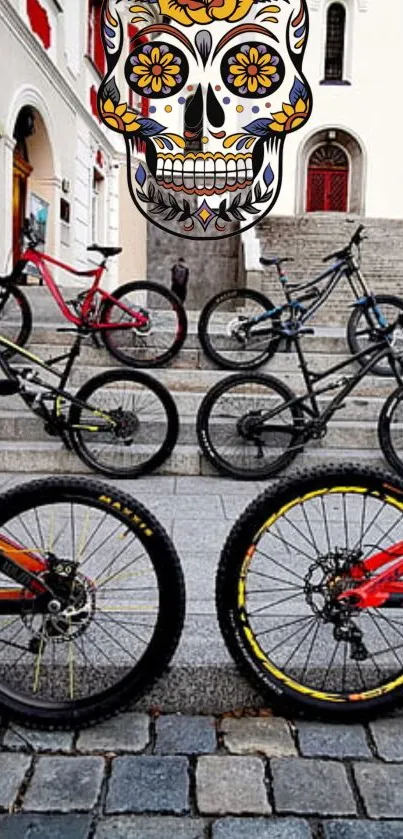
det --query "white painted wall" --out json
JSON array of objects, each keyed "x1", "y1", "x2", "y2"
[
  {"x1": 0, "y1": 0, "x2": 146, "y2": 282},
  {"x1": 274, "y1": 0, "x2": 402, "y2": 219}
]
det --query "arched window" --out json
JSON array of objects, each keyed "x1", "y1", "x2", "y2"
[
  {"x1": 306, "y1": 144, "x2": 349, "y2": 212},
  {"x1": 324, "y1": 3, "x2": 346, "y2": 81}
]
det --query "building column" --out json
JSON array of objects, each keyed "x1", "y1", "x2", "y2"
[{"x1": 0, "y1": 134, "x2": 16, "y2": 274}]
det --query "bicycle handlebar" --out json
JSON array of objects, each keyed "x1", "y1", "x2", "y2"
[{"x1": 322, "y1": 225, "x2": 367, "y2": 263}]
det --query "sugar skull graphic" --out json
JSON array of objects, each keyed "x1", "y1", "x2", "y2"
[{"x1": 98, "y1": 0, "x2": 312, "y2": 239}]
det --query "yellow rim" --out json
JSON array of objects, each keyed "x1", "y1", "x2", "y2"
[{"x1": 237, "y1": 484, "x2": 403, "y2": 704}]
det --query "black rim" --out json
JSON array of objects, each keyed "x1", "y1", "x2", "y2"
[{"x1": 0, "y1": 484, "x2": 168, "y2": 713}]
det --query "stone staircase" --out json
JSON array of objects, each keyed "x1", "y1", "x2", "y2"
[
  {"x1": 255, "y1": 214, "x2": 403, "y2": 325},
  {"x1": 0, "y1": 284, "x2": 399, "y2": 477}
]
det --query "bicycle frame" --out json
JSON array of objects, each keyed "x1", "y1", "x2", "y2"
[
  {"x1": 257, "y1": 334, "x2": 403, "y2": 441},
  {"x1": 253, "y1": 253, "x2": 372, "y2": 330},
  {"x1": 14, "y1": 248, "x2": 147, "y2": 331},
  {"x1": 0, "y1": 332, "x2": 117, "y2": 438}
]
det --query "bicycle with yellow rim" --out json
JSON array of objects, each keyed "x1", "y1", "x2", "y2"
[{"x1": 217, "y1": 464, "x2": 403, "y2": 717}]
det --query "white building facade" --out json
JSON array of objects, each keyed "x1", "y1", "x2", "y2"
[
  {"x1": 0, "y1": 0, "x2": 147, "y2": 286},
  {"x1": 274, "y1": 0, "x2": 401, "y2": 220}
]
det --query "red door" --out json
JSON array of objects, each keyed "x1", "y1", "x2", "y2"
[
  {"x1": 307, "y1": 168, "x2": 348, "y2": 212},
  {"x1": 306, "y1": 144, "x2": 349, "y2": 212}
]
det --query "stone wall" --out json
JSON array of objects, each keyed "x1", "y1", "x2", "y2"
[{"x1": 146, "y1": 222, "x2": 240, "y2": 309}]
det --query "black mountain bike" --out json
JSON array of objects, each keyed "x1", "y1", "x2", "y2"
[
  {"x1": 0, "y1": 329, "x2": 179, "y2": 478},
  {"x1": 196, "y1": 315, "x2": 403, "y2": 480},
  {"x1": 198, "y1": 225, "x2": 403, "y2": 376},
  {"x1": 0, "y1": 474, "x2": 185, "y2": 728},
  {"x1": 217, "y1": 463, "x2": 403, "y2": 718}
]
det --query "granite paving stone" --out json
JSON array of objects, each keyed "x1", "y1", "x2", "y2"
[
  {"x1": 22, "y1": 756, "x2": 104, "y2": 812},
  {"x1": 323, "y1": 821, "x2": 403, "y2": 839},
  {"x1": 196, "y1": 756, "x2": 271, "y2": 815},
  {"x1": 95, "y1": 816, "x2": 206, "y2": 838},
  {"x1": 369, "y1": 718, "x2": 403, "y2": 762},
  {"x1": 155, "y1": 714, "x2": 216, "y2": 754},
  {"x1": 150, "y1": 494, "x2": 224, "y2": 521},
  {"x1": 76, "y1": 713, "x2": 149, "y2": 753},
  {"x1": 297, "y1": 722, "x2": 371, "y2": 759},
  {"x1": 0, "y1": 814, "x2": 92, "y2": 839},
  {"x1": 220, "y1": 717, "x2": 296, "y2": 758},
  {"x1": 354, "y1": 763, "x2": 403, "y2": 819},
  {"x1": 176, "y1": 477, "x2": 261, "y2": 495},
  {"x1": 106, "y1": 756, "x2": 189, "y2": 814},
  {"x1": 271, "y1": 758, "x2": 356, "y2": 816},
  {"x1": 173, "y1": 519, "x2": 231, "y2": 557},
  {"x1": 212, "y1": 817, "x2": 312, "y2": 838},
  {"x1": 3, "y1": 726, "x2": 74, "y2": 753},
  {"x1": 0, "y1": 754, "x2": 31, "y2": 810}
]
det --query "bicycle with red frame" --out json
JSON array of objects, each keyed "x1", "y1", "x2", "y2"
[
  {"x1": 218, "y1": 463, "x2": 403, "y2": 717},
  {"x1": 0, "y1": 220, "x2": 187, "y2": 367}
]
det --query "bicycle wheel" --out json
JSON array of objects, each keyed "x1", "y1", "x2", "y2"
[
  {"x1": 347, "y1": 294, "x2": 403, "y2": 376},
  {"x1": 100, "y1": 281, "x2": 187, "y2": 368},
  {"x1": 69, "y1": 369, "x2": 179, "y2": 478},
  {"x1": 0, "y1": 281, "x2": 32, "y2": 357},
  {"x1": 217, "y1": 464, "x2": 403, "y2": 717},
  {"x1": 0, "y1": 476, "x2": 185, "y2": 728},
  {"x1": 198, "y1": 289, "x2": 281, "y2": 370},
  {"x1": 378, "y1": 385, "x2": 403, "y2": 477},
  {"x1": 196, "y1": 372, "x2": 303, "y2": 480}
]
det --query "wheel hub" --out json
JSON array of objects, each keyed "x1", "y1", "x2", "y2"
[
  {"x1": 23, "y1": 571, "x2": 96, "y2": 646},
  {"x1": 132, "y1": 307, "x2": 152, "y2": 335},
  {"x1": 303, "y1": 549, "x2": 369, "y2": 661},
  {"x1": 236, "y1": 411, "x2": 264, "y2": 439},
  {"x1": 110, "y1": 408, "x2": 139, "y2": 440},
  {"x1": 227, "y1": 316, "x2": 249, "y2": 344}
]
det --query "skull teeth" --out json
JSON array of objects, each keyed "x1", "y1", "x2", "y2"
[{"x1": 155, "y1": 154, "x2": 253, "y2": 192}]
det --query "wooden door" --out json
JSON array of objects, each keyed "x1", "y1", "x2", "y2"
[
  {"x1": 12, "y1": 151, "x2": 32, "y2": 267},
  {"x1": 306, "y1": 144, "x2": 348, "y2": 212}
]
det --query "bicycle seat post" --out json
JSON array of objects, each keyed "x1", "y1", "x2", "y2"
[{"x1": 277, "y1": 262, "x2": 292, "y2": 303}]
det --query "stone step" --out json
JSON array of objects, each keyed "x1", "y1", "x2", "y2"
[
  {"x1": 0, "y1": 404, "x2": 389, "y2": 450},
  {"x1": 4, "y1": 359, "x2": 399, "y2": 399},
  {"x1": 0, "y1": 439, "x2": 388, "y2": 477}
]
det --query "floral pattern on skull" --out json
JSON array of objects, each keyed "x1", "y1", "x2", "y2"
[{"x1": 98, "y1": 0, "x2": 312, "y2": 239}]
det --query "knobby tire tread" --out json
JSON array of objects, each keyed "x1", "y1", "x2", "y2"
[
  {"x1": 216, "y1": 462, "x2": 403, "y2": 719},
  {"x1": 0, "y1": 476, "x2": 185, "y2": 729},
  {"x1": 198, "y1": 288, "x2": 281, "y2": 370},
  {"x1": 100, "y1": 280, "x2": 187, "y2": 368}
]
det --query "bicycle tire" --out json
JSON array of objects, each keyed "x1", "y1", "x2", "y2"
[
  {"x1": 196, "y1": 372, "x2": 303, "y2": 480},
  {"x1": 100, "y1": 281, "x2": 187, "y2": 368},
  {"x1": 0, "y1": 476, "x2": 185, "y2": 729},
  {"x1": 217, "y1": 463, "x2": 403, "y2": 718},
  {"x1": 378, "y1": 385, "x2": 403, "y2": 477},
  {"x1": 0, "y1": 281, "x2": 32, "y2": 357},
  {"x1": 69, "y1": 369, "x2": 179, "y2": 478},
  {"x1": 347, "y1": 294, "x2": 403, "y2": 377},
  {"x1": 198, "y1": 288, "x2": 281, "y2": 370}
]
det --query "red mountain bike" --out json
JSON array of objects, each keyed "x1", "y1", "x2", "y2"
[
  {"x1": 218, "y1": 464, "x2": 403, "y2": 717},
  {"x1": 0, "y1": 220, "x2": 187, "y2": 367}
]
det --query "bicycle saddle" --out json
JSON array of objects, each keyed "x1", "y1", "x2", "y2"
[
  {"x1": 260, "y1": 256, "x2": 294, "y2": 266},
  {"x1": 87, "y1": 244, "x2": 122, "y2": 257}
]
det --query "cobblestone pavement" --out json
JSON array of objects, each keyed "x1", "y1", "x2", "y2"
[{"x1": 2, "y1": 711, "x2": 403, "y2": 837}]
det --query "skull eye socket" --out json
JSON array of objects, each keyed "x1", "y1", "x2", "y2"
[
  {"x1": 125, "y1": 41, "x2": 188, "y2": 99},
  {"x1": 221, "y1": 43, "x2": 285, "y2": 98}
]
